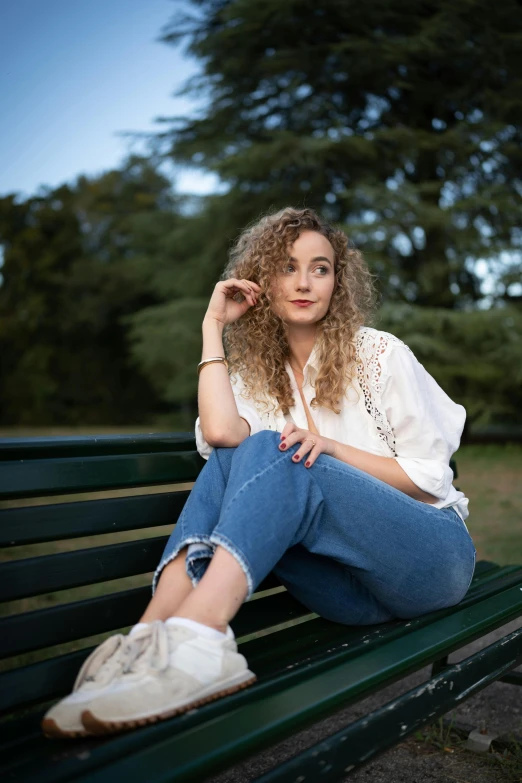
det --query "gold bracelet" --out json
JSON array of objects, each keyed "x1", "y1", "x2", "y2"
[{"x1": 197, "y1": 357, "x2": 229, "y2": 375}]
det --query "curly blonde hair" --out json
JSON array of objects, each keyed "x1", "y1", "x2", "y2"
[{"x1": 222, "y1": 207, "x2": 380, "y2": 416}]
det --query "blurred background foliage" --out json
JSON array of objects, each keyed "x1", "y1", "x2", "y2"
[{"x1": 1, "y1": 0, "x2": 521, "y2": 432}]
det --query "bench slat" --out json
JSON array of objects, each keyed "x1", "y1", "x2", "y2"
[
  {"x1": 0, "y1": 587, "x2": 309, "y2": 661},
  {"x1": 0, "y1": 451, "x2": 202, "y2": 500},
  {"x1": 0, "y1": 433, "x2": 196, "y2": 460},
  {"x1": 0, "y1": 538, "x2": 283, "y2": 603},
  {"x1": 0, "y1": 492, "x2": 189, "y2": 547},
  {"x1": 0, "y1": 449, "x2": 457, "y2": 500},
  {"x1": 0, "y1": 587, "x2": 150, "y2": 660},
  {"x1": 0, "y1": 537, "x2": 169, "y2": 602}
]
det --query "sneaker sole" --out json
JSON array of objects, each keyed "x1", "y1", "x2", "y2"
[
  {"x1": 41, "y1": 717, "x2": 92, "y2": 739},
  {"x1": 81, "y1": 671, "x2": 257, "y2": 735}
]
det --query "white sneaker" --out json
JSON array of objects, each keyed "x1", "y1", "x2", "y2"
[
  {"x1": 81, "y1": 619, "x2": 257, "y2": 735},
  {"x1": 41, "y1": 625, "x2": 154, "y2": 738}
]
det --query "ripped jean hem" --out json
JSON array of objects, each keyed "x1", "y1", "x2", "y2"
[
  {"x1": 208, "y1": 531, "x2": 255, "y2": 599},
  {"x1": 152, "y1": 533, "x2": 255, "y2": 600},
  {"x1": 152, "y1": 535, "x2": 216, "y2": 594}
]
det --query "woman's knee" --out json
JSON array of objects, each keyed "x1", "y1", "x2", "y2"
[
  {"x1": 207, "y1": 443, "x2": 235, "y2": 472},
  {"x1": 236, "y1": 429, "x2": 280, "y2": 452}
]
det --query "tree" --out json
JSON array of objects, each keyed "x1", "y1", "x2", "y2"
[
  {"x1": 153, "y1": 0, "x2": 522, "y2": 309},
  {"x1": 0, "y1": 156, "x2": 177, "y2": 426},
  {"x1": 0, "y1": 185, "x2": 83, "y2": 423}
]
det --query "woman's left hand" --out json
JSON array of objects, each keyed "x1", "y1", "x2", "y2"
[{"x1": 278, "y1": 423, "x2": 337, "y2": 468}]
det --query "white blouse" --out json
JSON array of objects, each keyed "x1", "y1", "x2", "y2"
[{"x1": 195, "y1": 326, "x2": 470, "y2": 527}]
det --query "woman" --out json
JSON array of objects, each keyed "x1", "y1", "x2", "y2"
[{"x1": 42, "y1": 207, "x2": 475, "y2": 739}]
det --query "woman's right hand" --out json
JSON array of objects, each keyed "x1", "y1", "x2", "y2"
[{"x1": 204, "y1": 278, "x2": 262, "y2": 326}]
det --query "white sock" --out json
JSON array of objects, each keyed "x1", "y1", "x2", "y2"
[
  {"x1": 166, "y1": 616, "x2": 228, "y2": 640},
  {"x1": 129, "y1": 622, "x2": 149, "y2": 636}
]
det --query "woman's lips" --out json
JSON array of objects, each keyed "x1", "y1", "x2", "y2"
[{"x1": 291, "y1": 301, "x2": 315, "y2": 307}]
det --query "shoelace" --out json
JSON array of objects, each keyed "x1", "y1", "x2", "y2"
[
  {"x1": 73, "y1": 624, "x2": 158, "y2": 691},
  {"x1": 122, "y1": 620, "x2": 169, "y2": 676},
  {"x1": 73, "y1": 633, "x2": 125, "y2": 691}
]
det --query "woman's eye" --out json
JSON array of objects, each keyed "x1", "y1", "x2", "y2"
[
  {"x1": 316, "y1": 266, "x2": 328, "y2": 275},
  {"x1": 283, "y1": 264, "x2": 295, "y2": 273}
]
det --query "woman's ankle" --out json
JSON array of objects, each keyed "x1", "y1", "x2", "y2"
[
  {"x1": 170, "y1": 611, "x2": 228, "y2": 635},
  {"x1": 166, "y1": 616, "x2": 228, "y2": 638},
  {"x1": 140, "y1": 548, "x2": 193, "y2": 622}
]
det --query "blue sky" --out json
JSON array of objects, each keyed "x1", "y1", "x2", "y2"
[{"x1": 0, "y1": 0, "x2": 219, "y2": 199}]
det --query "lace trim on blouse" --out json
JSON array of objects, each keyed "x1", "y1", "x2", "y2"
[
  {"x1": 355, "y1": 327, "x2": 412, "y2": 457},
  {"x1": 237, "y1": 327, "x2": 413, "y2": 451}
]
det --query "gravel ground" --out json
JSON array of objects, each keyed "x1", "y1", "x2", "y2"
[{"x1": 207, "y1": 617, "x2": 522, "y2": 783}]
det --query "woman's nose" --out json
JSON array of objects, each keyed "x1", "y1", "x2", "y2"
[{"x1": 296, "y1": 274, "x2": 311, "y2": 290}]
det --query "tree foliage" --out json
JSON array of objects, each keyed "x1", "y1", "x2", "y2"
[
  {"x1": 155, "y1": 0, "x2": 522, "y2": 308},
  {"x1": 1, "y1": 1, "x2": 521, "y2": 429},
  {"x1": 0, "y1": 156, "x2": 176, "y2": 425}
]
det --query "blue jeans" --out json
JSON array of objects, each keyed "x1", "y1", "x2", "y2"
[{"x1": 153, "y1": 431, "x2": 476, "y2": 625}]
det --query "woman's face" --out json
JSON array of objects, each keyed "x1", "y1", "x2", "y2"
[{"x1": 270, "y1": 230, "x2": 336, "y2": 326}]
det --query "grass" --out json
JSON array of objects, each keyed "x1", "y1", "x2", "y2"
[
  {"x1": 413, "y1": 717, "x2": 522, "y2": 782},
  {"x1": 454, "y1": 443, "x2": 522, "y2": 565}
]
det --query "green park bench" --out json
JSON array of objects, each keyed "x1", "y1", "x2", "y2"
[{"x1": 1, "y1": 433, "x2": 521, "y2": 782}]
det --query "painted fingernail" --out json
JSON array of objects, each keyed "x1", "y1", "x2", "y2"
[
  {"x1": 280, "y1": 435, "x2": 286, "y2": 440},
  {"x1": 280, "y1": 443, "x2": 286, "y2": 449},
  {"x1": 305, "y1": 461, "x2": 311, "y2": 467},
  {"x1": 293, "y1": 455, "x2": 300, "y2": 461}
]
